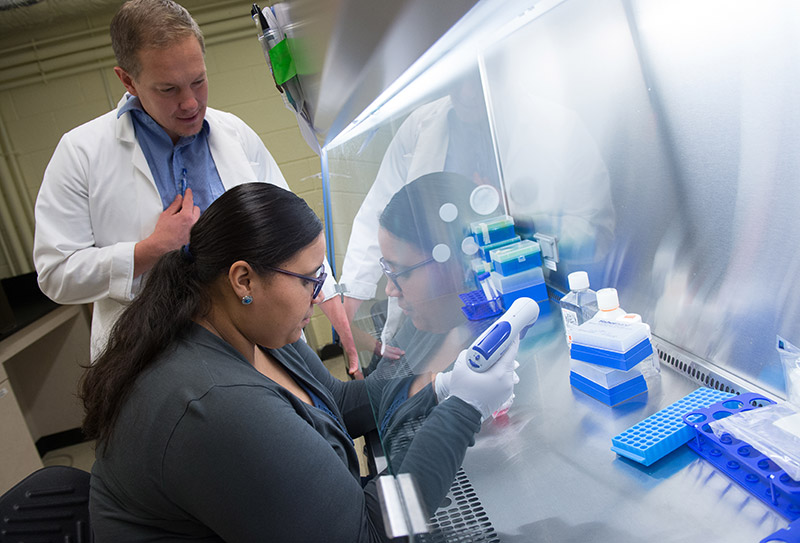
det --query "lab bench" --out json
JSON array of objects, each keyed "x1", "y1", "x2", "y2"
[
  {"x1": 457, "y1": 302, "x2": 787, "y2": 542},
  {"x1": 0, "y1": 274, "x2": 90, "y2": 494}
]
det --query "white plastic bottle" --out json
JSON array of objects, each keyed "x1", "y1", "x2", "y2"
[
  {"x1": 589, "y1": 288, "x2": 627, "y2": 324},
  {"x1": 560, "y1": 271, "x2": 599, "y2": 344},
  {"x1": 618, "y1": 313, "x2": 661, "y2": 377}
]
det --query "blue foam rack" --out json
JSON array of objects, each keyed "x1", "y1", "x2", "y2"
[
  {"x1": 610, "y1": 387, "x2": 734, "y2": 466},
  {"x1": 682, "y1": 392, "x2": 800, "y2": 522}
]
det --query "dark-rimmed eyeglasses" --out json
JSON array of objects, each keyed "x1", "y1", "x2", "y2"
[
  {"x1": 266, "y1": 266, "x2": 327, "y2": 299},
  {"x1": 379, "y1": 257, "x2": 434, "y2": 292}
]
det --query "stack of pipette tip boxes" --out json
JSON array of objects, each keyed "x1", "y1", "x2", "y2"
[
  {"x1": 568, "y1": 289, "x2": 653, "y2": 406},
  {"x1": 461, "y1": 215, "x2": 549, "y2": 321}
]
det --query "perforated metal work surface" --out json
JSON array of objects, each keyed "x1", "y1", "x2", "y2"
[
  {"x1": 376, "y1": 416, "x2": 499, "y2": 542},
  {"x1": 419, "y1": 467, "x2": 500, "y2": 543}
]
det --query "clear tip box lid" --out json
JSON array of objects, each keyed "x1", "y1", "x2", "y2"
[{"x1": 570, "y1": 319, "x2": 650, "y2": 353}]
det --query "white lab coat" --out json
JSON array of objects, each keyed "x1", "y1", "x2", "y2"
[
  {"x1": 339, "y1": 97, "x2": 454, "y2": 301},
  {"x1": 338, "y1": 97, "x2": 456, "y2": 345},
  {"x1": 34, "y1": 95, "x2": 336, "y2": 359}
]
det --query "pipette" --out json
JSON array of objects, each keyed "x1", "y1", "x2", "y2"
[{"x1": 466, "y1": 297, "x2": 539, "y2": 372}]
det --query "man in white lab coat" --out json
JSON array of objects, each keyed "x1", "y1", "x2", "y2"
[{"x1": 33, "y1": 0, "x2": 357, "y2": 365}]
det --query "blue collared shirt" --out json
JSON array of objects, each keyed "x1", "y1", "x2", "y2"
[{"x1": 118, "y1": 95, "x2": 225, "y2": 212}]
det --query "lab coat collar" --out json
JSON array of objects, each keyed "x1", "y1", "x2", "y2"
[
  {"x1": 206, "y1": 112, "x2": 261, "y2": 189},
  {"x1": 115, "y1": 94, "x2": 137, "y2": 144},
  {"x1": 113, "y1": 94, "x2": 257, "y2": 193},
  {"x1": 114, "y1": 94, "x2": 157, "y2": 193},
  {"x1": 407, "y1": 96, "x2": 452, "y2": 180}
]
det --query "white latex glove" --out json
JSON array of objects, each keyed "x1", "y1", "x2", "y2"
[
  {"x1": 435, "y1": 338, "x2": 520, "y2": 420},
  {"x1": 435, "y1": 359, "x2": 521, "y2": 406},
  {"x1": 434, "y1": 368, "x2": 452, "y2": 403},
  {"x1": 492, "y1": 361, "x2": 521, "y2": 418}
]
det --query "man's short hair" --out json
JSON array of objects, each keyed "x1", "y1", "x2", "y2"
[{"x1": 110, "y1": 0, "x2": 205, "y2": 79}]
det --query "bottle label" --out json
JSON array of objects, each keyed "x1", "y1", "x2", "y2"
[
  {"x1": 561, "y1": 308, "x2": 578, "y2": 343},
  {"x1": 562, "y1": 309, "x2": 578, "y2": 327}
]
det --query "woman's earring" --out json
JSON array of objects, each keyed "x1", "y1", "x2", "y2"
[{"x1": 241, "y1": 295, "x2": 253, "y2": 305}]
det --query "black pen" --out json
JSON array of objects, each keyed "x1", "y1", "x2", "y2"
[{"x1": 251, "y1": 3, "x2": 269, "y2": 35}]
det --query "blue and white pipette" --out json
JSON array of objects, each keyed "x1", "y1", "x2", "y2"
[{"x1": 466, "y1": 297, "x2": 539, "y2": 372}]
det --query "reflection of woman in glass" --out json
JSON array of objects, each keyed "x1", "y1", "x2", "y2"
[
  {"x1": 340, "y1": 65, "x2": 503, "y2": 361},
  {"x1": 81, "y1": 182, "x2": 515, "y2": 540},
  {"x1": 367, "y1": 172, "x2": 520, "y2": 489}
]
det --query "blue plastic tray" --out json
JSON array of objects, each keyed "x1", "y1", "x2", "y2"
[
  {"x1": 570, "y1": 371, "x2": 647, "y2": 406},
  {"x1": 610, "y1": 387, "x2": 734, "y2": 466},
  {"x1": 682, "y1": 392, "x2": 800, "y2": 521},
  {"x1": 570, "y1": 337, "x2": 653, "y2": 371},
  {"x1": 762, "y1": 517, "x2": 800, "y2": 543}
]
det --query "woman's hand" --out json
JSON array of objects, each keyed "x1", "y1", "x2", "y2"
[{"x1": 435, "y1": 338, "x2": 520, "y2": 420}]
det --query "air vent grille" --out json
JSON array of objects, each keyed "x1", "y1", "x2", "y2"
[{"x1": 652, "y1": 338, "x2": 747, "y2": 396}]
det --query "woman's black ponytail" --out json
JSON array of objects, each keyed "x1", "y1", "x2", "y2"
[{"x1": 80, "y1": 183, "x2": 323, "y2": 447}]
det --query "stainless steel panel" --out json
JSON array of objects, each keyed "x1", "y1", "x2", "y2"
[
  {"x1": 317, "y1": 0, "x2": 800, "y2": 539},
  {"x1": 481, "y1": 0, "x2": 800, "y2": 399},
  {"x1": 280, "y1": 0, "x2": 478, "y2": 145}
]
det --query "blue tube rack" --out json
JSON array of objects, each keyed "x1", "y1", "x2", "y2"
[
  {"x1": 610, "y1": 387, "x2": 734, "y2": 466},
  {"x1": 459, "y1": 290, "x2": 503, "y2": 321},
  {"x1": 762, "y1": 517, "x2": 800, "y2": 543},
  {"x1": 682, "y1": 392, "x2": 800, "y2": 522}
]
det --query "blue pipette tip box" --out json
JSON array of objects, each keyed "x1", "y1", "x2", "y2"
[
  {"x1": 570, "y1": 337, "x2": 653, "y2": 371},
  {"x1": 570, "y1": 371, "x2": 647, "y2": 406},
  {"x1": 470, "y1": 215, "x2": 516, "y2": 246},
  {"x1": 478, "y1": 236, "x2": 521, "y2": 262},
  {"x1": 610, "y1": 387, "x2": 734, "y2": 466},
  {"x1": 489, "y1": 239, "x2": 542, "y2": 275}
]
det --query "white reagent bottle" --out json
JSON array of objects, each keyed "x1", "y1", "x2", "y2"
[
  {"x1": 589, "y1": 288, "x2": 627, "y2": 324},
  {"x1": 560, "y1": 271, "x2": 598, "y2": 345}
]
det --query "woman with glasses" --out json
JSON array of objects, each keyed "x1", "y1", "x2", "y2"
[
  {"x1": 79, "y1": 182, "x2": 516, "y2": 542},
  {"x1": 363, "y1": 172, "x2": 520, "y2": 510}
]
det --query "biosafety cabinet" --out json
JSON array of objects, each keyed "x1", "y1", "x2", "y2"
[{"x1": 257, "y1": 0, "x2": 800, "y2": 541}]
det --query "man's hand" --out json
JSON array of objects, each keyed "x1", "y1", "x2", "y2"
[{"x1": 134, "y1": 189, "x2": 201, "y2": 277}]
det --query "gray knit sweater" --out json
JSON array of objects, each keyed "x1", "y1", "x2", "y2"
[{"x1": 89, "y1": 323, "x2": 481, "y2": 542}]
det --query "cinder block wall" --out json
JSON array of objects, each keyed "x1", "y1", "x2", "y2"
[{"x1": 0, "y1": 0, "x2": 334, "y2": 350}]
